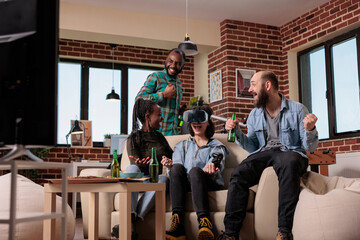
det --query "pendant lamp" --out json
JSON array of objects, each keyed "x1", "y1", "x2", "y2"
[
  {"x1": 178, "y1": 0, "x2": 198, "y2": 56},
  {"x1": 106, "y1": 44, "x2": 120, "y2": 101}
]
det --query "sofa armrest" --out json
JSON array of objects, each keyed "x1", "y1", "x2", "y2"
[
  {"x1": 254, "y1": 167, "x2": 278, "y2": 240},
  {"x1": 79, "y1": 168, "x2": 115, "y2": 239}
]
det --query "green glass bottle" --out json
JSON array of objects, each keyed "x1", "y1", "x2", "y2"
[
  {"x1": 227, "y1": 113, "x2": 236, "y2": 142},
  {"x1": 111, "y1": 149, "x2": 119, "y2": 178},
  {"x1": 149, "y1": 147, "x2": 159, "y2": 183}
]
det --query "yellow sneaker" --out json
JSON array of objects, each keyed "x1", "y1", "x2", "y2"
[
  {"x1": 165, "y1": 213, "x2": 186, "y2": 240},
  {"x1": 198, "y1": 217, "x2": 214, "y2": 240}
]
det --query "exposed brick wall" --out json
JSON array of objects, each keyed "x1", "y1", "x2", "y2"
[
  {"x1": 281, "y1": 0, "x2": 360, "y2": 52},
  {"x1": 40, "y1": 147, "x2": 112, "y2": 179},
  {"x1": 317, "y1": 137, "x2": 360, "y2": 153},
  {"x1": 208, "y1": 20, "x2": 282, "y2": 132},
  {"x1": 280, "y1": 0, "x2": 360, "y2": 154},
  {"x1": 209, "y1": 0, "x2": 360, "y2": 154},
  {"x1": 47, "y1": 147, "x2": 111, "y2": 163},
  {"x1": 0, "y1": 147, "x2": 112, "y2": 179}
]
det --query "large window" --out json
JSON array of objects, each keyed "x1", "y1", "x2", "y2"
[
  {"x1": 88, "y1": 67, "x2": 121, "y2": 141},
  {"x1": 57, "y1": 62, "x2": 81, "y2": 144},
  {"x1": 298, "y1": 28, "x2": 360, "y2": 140},
  {"x1": 57, "y1": 59, "x2": 160, "y2": 145},
  {"x1": 128, "y1": 68, "x2": 156, "y2": 134}
]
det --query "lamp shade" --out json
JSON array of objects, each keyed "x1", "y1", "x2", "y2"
[
  {"x1": 65, "y1": 119, "x2": 83, "y2": 162},
  {"x1": 106, "y1": 44, "x2": 121, "y2": 101},
  {"x1": 106, "y1": 89, "x2": 120, "y2": 101},
  {"x1": 70, "y1": 120, "x2": 83, "y2": 134},
  {"x1": 178, "y1": 34, "x2": 198, "y2": 56}
]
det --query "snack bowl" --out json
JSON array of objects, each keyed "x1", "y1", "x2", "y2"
[{"x1": 119, "y1": 172, "x2": 144, "y2": 179}]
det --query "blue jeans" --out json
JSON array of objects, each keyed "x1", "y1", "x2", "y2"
[
  {"x1": 224, "y1": 148, "x2": 308, "y2": 236},
  {"x1": 125, "y1": 165, "x2": 169, "y2": 220}
]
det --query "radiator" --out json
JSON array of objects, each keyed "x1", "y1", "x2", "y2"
[{"x1": 329, "y1": 152, "x2": 360, "y2": 178}]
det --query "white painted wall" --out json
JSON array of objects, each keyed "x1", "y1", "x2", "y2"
[
  {"x1": 330, "y1": 152, "x2": 360, "y2": 178},
  {"x1": 194, "y1": 53, "x2": 209, "y2": 104},
  {"x1": 59, "y1": 2, "x2": 220, "y2": 53}
]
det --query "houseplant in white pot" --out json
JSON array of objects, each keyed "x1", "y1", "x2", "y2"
[{"x1": 104, "y1": 134, "x2": 111, "y2": 147}]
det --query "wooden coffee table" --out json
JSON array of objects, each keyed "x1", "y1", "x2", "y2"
[{"x1": 43, "y1": 180, "x2": 166, "y2": 240}]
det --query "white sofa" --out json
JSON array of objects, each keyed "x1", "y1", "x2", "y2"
[
  {"x1": 80, "y1": 133, "x2": 278, "y2": 240},
  {"x1": 80, "y1": 133, "x2": 360, "y2": 240}
]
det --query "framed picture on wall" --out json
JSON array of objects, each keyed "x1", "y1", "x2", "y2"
[
  {"x1": 71, "y1": 120, "x2": 93, "y2": 147},
  {"x1": 236, "y1": 69, "x2": 256, "y2": 99},
  {"x1": 210, "y1": 70, "x2": 222, "y2": 103}
]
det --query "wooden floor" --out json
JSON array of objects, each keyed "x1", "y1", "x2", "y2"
[
  {"x1": 74, "y1": 218, "x2": 118, "y2": 240},
  {"x1": 74, "y1": 218, "x2": 85, "y2": 240}
]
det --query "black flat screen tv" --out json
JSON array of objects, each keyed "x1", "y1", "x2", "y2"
[{"x1": 0, "y1": 0, "x2": 59, "y2": 148}]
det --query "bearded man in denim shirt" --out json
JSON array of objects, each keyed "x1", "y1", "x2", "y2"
[{"x1": 218, "y1": 71, "x2": 318, "y2": 240}]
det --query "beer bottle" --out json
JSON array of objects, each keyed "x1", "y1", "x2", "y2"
[
  {"x1": 227, "y1": 113, "x2": 236, "y2": 142},
  {"x1": 149, "y1": 147, "x2": 159, "y2": 183},
  {"x1": 111, "y1": 149, "x2": 120, "y2": 178}
]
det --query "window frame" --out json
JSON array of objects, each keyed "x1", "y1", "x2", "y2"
[
  {"x1": 297, "y1": 27, "x2": 360, "y2": 140},
  {"x1": 59, "y1": 58, "x2": 162, "y2": 146}
]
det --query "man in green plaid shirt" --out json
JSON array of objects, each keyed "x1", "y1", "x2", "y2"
[{"x1": 136, "y1": 48, "x2": 186, "y2": 136}]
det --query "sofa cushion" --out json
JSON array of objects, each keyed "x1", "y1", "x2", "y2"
[{"x1": 114, "y1": 188, "x2": 255, "y2": 212}]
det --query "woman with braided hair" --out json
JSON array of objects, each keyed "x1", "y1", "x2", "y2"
[{"x1": 111, "y1": 98, "x2": 173, "y2": 240}]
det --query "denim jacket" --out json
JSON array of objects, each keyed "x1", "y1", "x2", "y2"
[
  {"x1": 235, "y1": 94, "x2": 318, "y2": 158},
  {"x1": 171, "y1": 137, "x2": 229, "y2": 186}
]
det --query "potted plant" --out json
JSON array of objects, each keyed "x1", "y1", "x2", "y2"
[
  {"x1": 104, "y1": 134, "x2": 111, "y2": 147},
  {"x1": 188, "y1": 95, "x2": 204, "y2": 108}
]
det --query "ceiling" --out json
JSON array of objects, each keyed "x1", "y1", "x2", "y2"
[{"x1": 62, "y1": 0, "x2": 331, "y2": 27}]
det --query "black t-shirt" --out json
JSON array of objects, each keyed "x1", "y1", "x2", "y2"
[{"x1": 126, "y1": 130, "x2": 173, "y2": 175}]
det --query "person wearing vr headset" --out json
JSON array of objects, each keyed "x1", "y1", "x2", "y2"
[
  {"x1": 111, "y1": 99, "x2": 173, "y2": 240},
  {"x1": 164, "y1": 105, "x2": 229, "y2": 240},
  {"x1": 218, "y1": 71, "x2": 318, "y2": 240},
  {"x1": 136, "y1": 48, "x2": 186, "y2": 136}
]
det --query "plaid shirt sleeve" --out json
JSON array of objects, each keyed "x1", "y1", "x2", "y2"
[{"x1": 135, "y1": 73, "x2": 164, "y2": 103}]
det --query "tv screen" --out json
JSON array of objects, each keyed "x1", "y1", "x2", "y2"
[{"x1": 0, "y1": 0, "x2": 59, "y2": 147}]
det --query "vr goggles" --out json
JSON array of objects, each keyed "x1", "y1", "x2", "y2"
[{"x1": 183, "y1": 108, "x2": 209, "y2": 123}]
